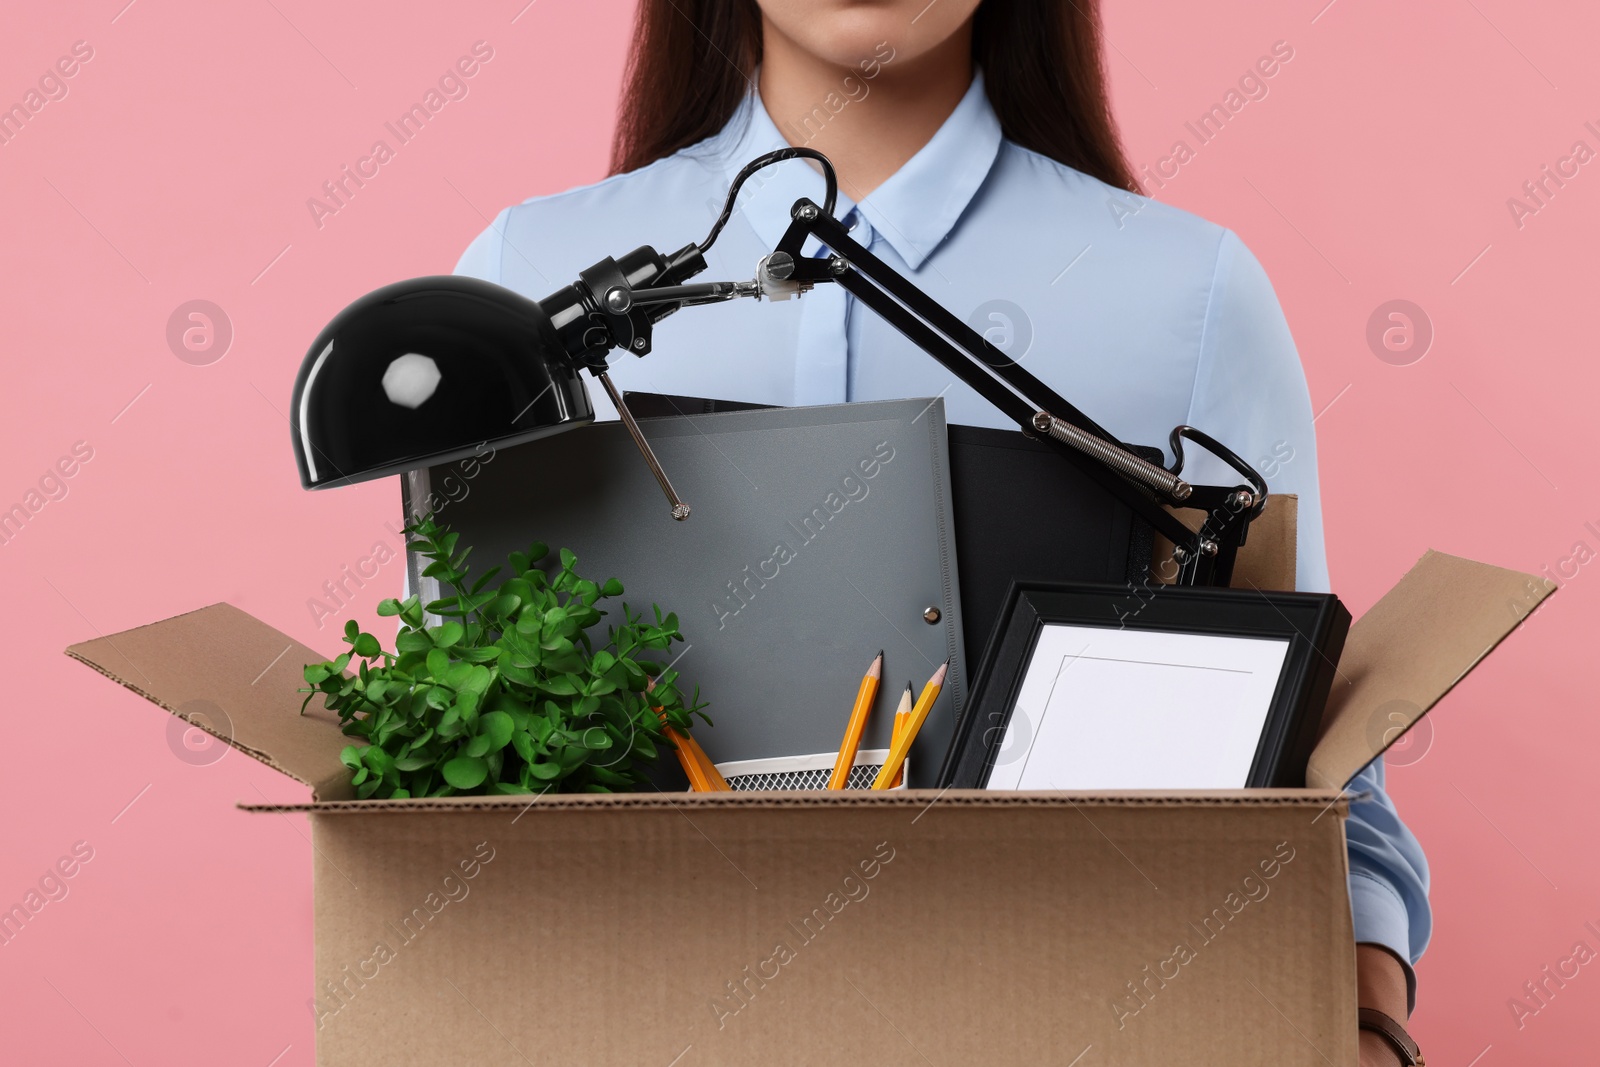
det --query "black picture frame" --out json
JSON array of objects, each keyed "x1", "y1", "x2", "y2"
[{"x1": 938, "y1": 580, "x2": 1350, "y2": 789}]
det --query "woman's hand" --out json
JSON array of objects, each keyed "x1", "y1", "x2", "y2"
[
  {"x1": 1359, "y1": 1028, "x2": 1404, "y2": 1066},
  {"x1": 1356, "y1": 943, "x2": 1414, "y2": 1066}
]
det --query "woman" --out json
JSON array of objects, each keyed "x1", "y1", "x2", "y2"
[{"x1": 456, "y1": 2, "x2": 1429, "y2": 1061}]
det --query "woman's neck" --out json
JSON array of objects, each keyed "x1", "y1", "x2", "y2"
[{"x1": 757, "y1": 24, "x2": 974, "y2": 201}]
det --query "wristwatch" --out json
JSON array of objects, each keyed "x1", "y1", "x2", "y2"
[{"x1": 1358, "y1": 1008, "x2": 1425, "y2": 1065}]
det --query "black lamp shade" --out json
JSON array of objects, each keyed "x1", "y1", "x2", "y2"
[{"x1": 290, "y1": 275, "x2": 594, "y2": 489}]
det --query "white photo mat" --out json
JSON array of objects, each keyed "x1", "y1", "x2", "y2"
[{"x1": 984, "y1": 623, "x2": 1291, "y2": 790}]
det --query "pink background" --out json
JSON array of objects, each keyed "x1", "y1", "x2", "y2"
[{"x1": 2, "y1": 0, "x2": 1594, "y2": 1062}]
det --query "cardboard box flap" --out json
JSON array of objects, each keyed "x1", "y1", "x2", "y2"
[
  {"x1": 1307, "y1": 550, "x2": 1553, "y2": 789},
  {"x1": 66, "y1": 603, "x2": 354, "y2": 799}
]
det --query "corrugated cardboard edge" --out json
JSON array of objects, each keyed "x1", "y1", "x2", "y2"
[
  {"x1": 1307, "y1": 550, "x2": 1555, "y2": 789},
  {"x1": 239, "y1": 788, "x2": 1348, "y2": 815},
  {"x1": 65, "y1": 602, "x2": 354, "y2": 800}
]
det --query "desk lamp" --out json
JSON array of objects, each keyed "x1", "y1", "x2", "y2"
[{"x1": 291, "y1": 149, "x2": 1267, "y2": 586}]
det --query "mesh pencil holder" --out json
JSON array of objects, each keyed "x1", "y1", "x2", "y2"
[{"x1": 709, "y1": 748, "x2": 909, "y2": 791}]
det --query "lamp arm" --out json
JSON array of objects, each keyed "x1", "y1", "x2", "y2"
[
  {"x1": 762, "y1": 197, "x2": 1264, "y2": 587},
  {"x1": 547, "y1": 146, "x2": 1265, "y2": 584}
]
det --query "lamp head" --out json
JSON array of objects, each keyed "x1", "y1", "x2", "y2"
[{"x1": 290, "y1": 275, "x2": 594, "y2": 490}]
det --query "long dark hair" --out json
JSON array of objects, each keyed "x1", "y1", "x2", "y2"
[{"x1": 609, "y1": 0, "x2": 1138, "y2": 193}]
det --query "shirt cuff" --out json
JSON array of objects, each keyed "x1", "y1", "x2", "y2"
[{"x1": 1349, "y1": 869, "x2": 1418, "y2": 1014}]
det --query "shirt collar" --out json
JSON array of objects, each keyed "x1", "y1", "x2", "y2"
[{"x1": 705, "y1": 69, "x2": 1003, "y2": 270}]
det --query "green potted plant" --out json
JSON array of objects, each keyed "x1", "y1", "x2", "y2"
[{"x1": 301, "y1": 516, "x2": 708, "y2": 798}]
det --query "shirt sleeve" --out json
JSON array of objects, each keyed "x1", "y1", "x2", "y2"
[
  {"x1": 1346, "y1": 756, "x2": 1432, "y2": 1012},
  {"x1": 1188, "y1": 229, "x2": 1431, "y2": 1009},
  {"x1": 1183, "y1": 228, "x2": 1327, "y2": 594},
  {"x1": 454, "y1": 208, "x2": 509, "y2": 284}
]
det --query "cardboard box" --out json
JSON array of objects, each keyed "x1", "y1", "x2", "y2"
[{"x1": 66, "y1": 550, "x2": 1550, "y2": 1065}]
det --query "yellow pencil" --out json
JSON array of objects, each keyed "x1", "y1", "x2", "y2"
[
  {"x1": 651, "y1": 678, "x2": 729, "y2": 791},
  {"x1": 872, "y1": 661, "x2": 947, "y2": 789},
  {"x1": 670, "y1": 723, "x2": 714, "y2": 792},
  {"x1": 688, "y1": 732, "x2": 731, "y2": 791},
  {"x1": 888, "y1": 683, "x2": 912, "y2": 789},
  {"x1": 828, "y1": 651, "x2": 883, "y2": 789},
  {"x1": 669, "y1": 723, "x2": 730, "y2": 791}
]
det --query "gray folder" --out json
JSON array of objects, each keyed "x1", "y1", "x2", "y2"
[{"x1": 404, "y1": 397, "x2": 966, "y2": 788}]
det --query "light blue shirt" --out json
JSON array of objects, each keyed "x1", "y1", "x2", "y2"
[{"x1": 455, "y1": 70, "x2": 1429, "y2": 998}]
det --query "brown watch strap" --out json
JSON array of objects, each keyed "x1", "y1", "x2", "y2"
[{"x1": 1358, "y1": 1007, "x2": 1424, "y2": 1065}]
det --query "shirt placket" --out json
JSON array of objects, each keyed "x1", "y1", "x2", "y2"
[{"x1": 791, "y1": 209, "x2": 869, "y2": 406}]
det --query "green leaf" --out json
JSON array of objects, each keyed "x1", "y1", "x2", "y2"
[
  {"x1": 540, "y1": 675, "x2": 578, "y2": 697},
  {"x1": 376, "y1": 598, "x2": 403, "y2": 617},
  {"x1": 590, "y1": 765, "x2": 631, "y2": 788},
  {"x1": 543, "y1": 648, "x2": 585, "y2": 674},
  {"x1": 457, "y1": 590, "x2": 499, "y2": 613},
  {"x1": 469, "y1": 566, "x2": 504, "y2": 594},
  {"x1": 602, "y1": 577, "x2": 623, "y2": 597},
  {"x1": 528, "y1": 761, "x2": 561, "y2": 780},
  {"x1": 353, "y1": 633, "x2": 381, "y2": 659},
  {"x1": 462, "y1": 665, "x2": 493, "y2": 695},
  {"x1": 441, "y1": 755, "x2": 488, "y2": 790},
  {"x1": 511, "y1": 730, "x2": 535, "y2": 762},
  {"x1": 426, "y1": 648, "x2": 451, "y2": 681},
  {"x1": 433, "y1": 621, "x2": 465, "y2": 647},
  {"x1": 498, "y1": 661, "x2": 539, "y2": 687},
  {"x1": 394, "y1": 754, "x2": 433, "y2": 772},
  {"x1": 395, "y1": 630, "x2": 433, "y2": 653},
  {"x1": 479, "y1": 711, "x2": 515, "y2": 752},
  {"x1": 463, "y1": 734, "x2": 492, "y2": 758},
  {"x1": 486, "y1": 592, "x2": 521, "y2": 618},
  {"x1": 339, "y1": 745, "x2": 363, "y2": 771}
]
